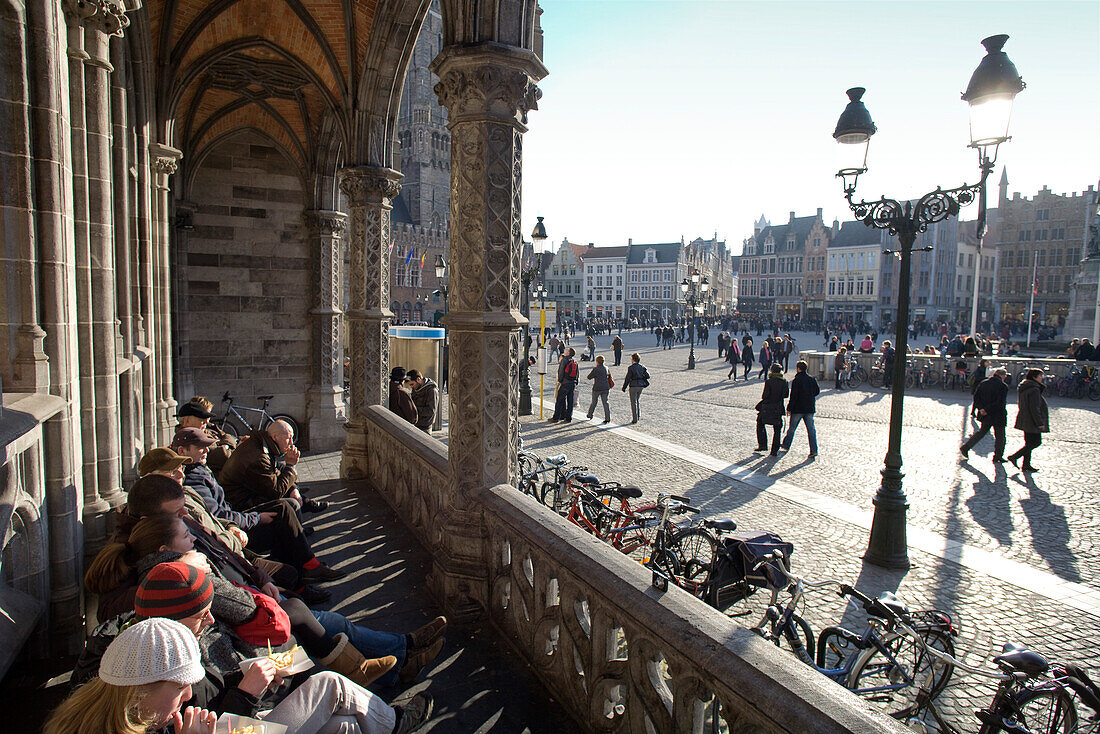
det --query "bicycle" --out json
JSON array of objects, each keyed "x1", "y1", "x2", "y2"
[
  {"x1": 214, "y1": 391, "x2": 299, "y2": 441},
  {"x1": 899, "y1": 634, "x2": 1080, "y2": 734},
  {"x1": 517, "y1": 449, "x2": 568, "y2": 501},
  {"x1": 749, "y1": 555, "x2": 957, "y2": 718},
  {"x1": 841, "y1": 360, "x2": 868, "y2": 389}
]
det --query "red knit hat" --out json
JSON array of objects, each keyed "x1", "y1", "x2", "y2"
[{"x1": 135, "y1": 562, "x2": 213, "y2": 620}]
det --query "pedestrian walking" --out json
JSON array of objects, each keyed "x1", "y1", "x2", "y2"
[
  {"x1": 741, "y1": 336, "x2": 754, "y2": 380},
  {"x1": 834, "y1": 346, "x2": 848, "y2": 390},
  {"x1": 621, "y1": 353, "x2": 650, "y2": 424},
  {"x1": 611, "y1": 335, "x2": 624, "y2": 366},
  {"x1": 586, "y1": 355, "x2": 611, "y2": 424},
  {"x1": 586, "y1": 335, "x2": 596, "y2": 362},
  {"x1": 881, "y1": 340, "x2": 895, "y2": 389},
  {"x1": 781, "y1": 360, "x2": 820, "y2": 457},
  {"x1": 726, "y1": 340, "x2": 741, "y2": 379},
  {"x1": 757, "y1": 340, "x2": 772, "y2": 379},
  {"x1": 960, "y1": 368, "x2": 1009, "y2": 462},
  {"x1": 1006, "y1": 369, "x2": 1049, "y2": 472},
  {"x1": 969, "y1": 358, "x2": 989, "y2": 417},
  {"x1": 755, "y1": 364, "x2": 788, "y2": 456}
]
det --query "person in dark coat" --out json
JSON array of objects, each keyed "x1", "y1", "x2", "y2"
[
  {"x1": 757, "y1": 340, "x2": 772, "y2": 379},
  {"x1": 960, "y1": 368, "x2": 1009, "y2": 462},
  {"x1": 1074, "y1": 338, "x2": 1096, "y2": 361},
  {"x1": 969, "y1": 359, "x2": 990, "y2": 418},
  {"x1": 406, "y1": 369, "x2": 438, "y2": 432},
  {"x1": 740, "y1": 336, "x2": 754, "y2": 380},
  {"x1": 585, "y1": 355, "x2": 612, "y2": 424},
  {"x1": 550, "y1": 348, "x2": 579, "y2": 423},
  {"x1": 621, "y1": 353, "x2": 650, "y2": 424},
  {"x1": 754, "y1": 364, "x2": 788, "y2": 456},
  {"x1": 1007, "y1": 369, "x2": 1049, "y2": 472},
  {"x1": 611, "y1": 335, "x2": 624, "y2": 366},
  {"x1": 389, "y1": 366, "x2": 418, "y2": 425},
  {"x1": 780, "y1": 361, "x2": 820, "y2": 457}
]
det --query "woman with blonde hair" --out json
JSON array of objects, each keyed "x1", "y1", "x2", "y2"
[{"x1": 44, "y1": 617, "x2": 216, "y2": 734}]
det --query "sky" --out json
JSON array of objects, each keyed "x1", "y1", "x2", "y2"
[{"x1": 519, "y1": 0, "x2": 1100, "y2": 255}]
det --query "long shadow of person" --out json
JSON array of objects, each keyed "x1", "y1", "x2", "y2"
[
  {"x1": 961, "y1": 462, "x2": 1013, "y2": 548},
  {"x1": 1014, "y1": 473, "x2": 1081, "y2": 583}
]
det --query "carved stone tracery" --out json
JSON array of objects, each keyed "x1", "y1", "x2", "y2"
[{"x1": 61, "y1": 0, "x2": 130, "y2": 36}]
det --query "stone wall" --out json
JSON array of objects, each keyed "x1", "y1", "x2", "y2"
[{"x1": 178, "y1": 131, "x2": 311, "y2": 435}]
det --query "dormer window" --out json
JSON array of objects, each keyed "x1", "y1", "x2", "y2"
[
  {"x1": 763, "y1": 238, "x2": 774, "y2": 255},
  {"x1": 787, "y1": 239, "x2": 795, "y2": 250},
  {"x1": 644, "y1": 249, "x2": 657, "y2": 264}
]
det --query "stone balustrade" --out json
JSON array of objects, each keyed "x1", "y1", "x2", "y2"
[
  {"x1": 358, "y1": 405, "x2": 906, "y2": 733},
  {"x1": 800, "y1": 350, "x2": 1097, "y2": 382}
]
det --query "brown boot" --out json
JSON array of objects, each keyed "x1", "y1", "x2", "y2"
[{"x1": 319, "y1": 633, "x2": 397, "y2": 687}]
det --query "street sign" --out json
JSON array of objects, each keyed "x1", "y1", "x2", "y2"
[{"x1": 528, "y1": 303, "x2": 557, "y2": 330}]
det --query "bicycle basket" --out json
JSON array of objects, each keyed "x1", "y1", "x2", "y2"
[{"x1": 704, "y1": 531, "x2": 794, "y2": 612}]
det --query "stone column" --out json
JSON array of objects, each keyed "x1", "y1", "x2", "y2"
[
  {"x1": 338, "y1": 167, "x2": 401, "y2": 479},
  {"x1": 303, "y1": 210, "x2": 349, "y2": 452},
  {"x1": 150, "y1": 143, "x2": 181, "y2": 445},
  {"x1": 135, "y1": 138, "x2": 158, "y2": 453},
  {"x1": 429, "y1": 45, "x2": 545, "y2": 617},
  {"x1": 30, "y1": 0, "x2": 87, "y2": 651},
  {"x1": 83, "y1": 7, "x2": 127, "y2": 510}
]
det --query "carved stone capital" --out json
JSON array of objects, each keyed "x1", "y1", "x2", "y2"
[
  {"x1": 338, "y1": 166, "x2": 402, "y2": 203},
  {"x1": 149, "y1": 143, "x2": 182, "y2": 176},
  {"x1": 434, "y1": 63, "x2": 542, "y2": 125},
  {"x1": 303, "y1": 209, "x2": 348, "y2": 238},
  {"x1": 62, "y1": 0, "x2": 130, "y2": 37}
]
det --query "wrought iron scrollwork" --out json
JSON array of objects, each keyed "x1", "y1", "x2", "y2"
[{"x1": 846, "y1": 180, "x2": 982, "y2": 237}]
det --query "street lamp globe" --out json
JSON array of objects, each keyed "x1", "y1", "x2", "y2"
[
  {"x1": 833, "y1": 87, "x2": 877, "y2": 193},
  {"x1": 962, "y1": 35, "x2": 1025, "y2": 158},
  {"x1": 531, "y1": 216, "x2": 548, "y2": 245},
  {"x1": 700, "y1": 276, "x2": 710, "y2": 293},
  {"x1": 680, "y1": 278, "x2": 690, "y2": 294},
  {"x1": 434, "y1": 255, "x2": 446, "y2": 281},
  {"x1": 691, "y1": 270, "x2": 700, "y2": 285}
]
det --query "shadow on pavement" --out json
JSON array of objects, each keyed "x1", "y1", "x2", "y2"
[{"x1": 1013, "y1": 473, "x2": 1081, "y2": 583}]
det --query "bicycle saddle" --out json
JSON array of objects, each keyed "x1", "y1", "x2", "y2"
[
  {"x1": 703, "y1": 518, "x2": 738, "y2": 532},
  {"x1": 573, "y1": 473, "x2": 599, "y2": 485},
  {"x1": 546, "y1": 454, "x2": 568, "y2": 466},
  {"x1": 257, "y1": 394, "x2": 274, "y2": 401},
  {"x1": 994, "y1": 643, "x2": 1049, "y2": 676},
  {"x1": 867, "y1": 591, "x2": 910, "y2": 621},
  {"x1": 601, "y1": 485, "x2": 642, "y2": 499}
]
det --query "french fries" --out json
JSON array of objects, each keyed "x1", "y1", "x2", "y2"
[{"x1": 266, "y1": 644, "x2": 298, "y2": 670}]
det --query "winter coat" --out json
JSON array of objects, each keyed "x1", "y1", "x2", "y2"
[
  {"x1": 219, "y1": 431, "x2": 298, "y2": 510},
  {"x1": 1015, "y1": 379, "x2": 1049, "y2": 434},
  {"x1": 623, "y1": 362, "x2": 650, "y2": 391},
  {"x1": 756, "y1": 376, "x2": 788, "y2": 425},
  {"x1": 973, "y1": 376, "x2": 1009, "y2": 426},
  {"x1": 185, "y1": 462, "x2": 262, "y2": 532},
  {"x1": 834, "y1": 351, "x2": 847, "y2": 373},
  {"x1": 587, "y1": 364, "x2": 610, "y2": 392},
  {"x1": 786, "y1": 372, "x2": 820, "y2": 415},
  {"x1": 389, "y1": 379, "x2": 418, "y2": 424},
  {"x1": 411, "y1": 377, "x2": 438, "y2": 431}
]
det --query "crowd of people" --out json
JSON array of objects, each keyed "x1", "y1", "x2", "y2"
[{"x1": 46, "y1": 396, "x2": 444, "y2": 733}]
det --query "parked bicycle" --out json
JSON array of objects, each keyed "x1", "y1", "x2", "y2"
[
  {"x1": 214, "y1": 391, "x2": 299, "y2": 441},
  {"x1": 1053, "y1": 364, "x2": 1100, "y2": 401},
  {"x1": 840, "y1": 359, "x2": 868, "y2": 389}
]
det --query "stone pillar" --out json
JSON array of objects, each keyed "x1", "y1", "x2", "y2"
[
  {"x1": 303, "y1": 210, "x2": 348, "y2": 452},
  {"x1": 150, "y1": 143, "x2": 181, "y2": 445},
  {"x1": 429, "y1": 45, "x2": 545, "y2": 617},
  {"x1": 135, "y1": 138, "x2": 158, "y2": 454},
  {"x1": 338, "y1": 167, "x2": 401, "y2": 479},
  {"x1": 83, "y1": 8, "x2": 127, "y2": 510},
  {"x1": 30, "y1": 0, "x2": 87, "y2": 651}
]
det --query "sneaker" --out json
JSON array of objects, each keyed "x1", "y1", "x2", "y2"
[
  {"x1": 392, "y1": 693, "x2": 434, "y2": 734},
  {"x1": 399, "y1": 638, "x2": 444, "y2": 683},
  {"x1": 1022, "y1": 465, "x2": 1039, "y2": 472},
  {"x1": 407, "y1": 616, "x2": 447, "y2": 650},
  {"x1": 302, "y1": 563, "x2": 347, "y2": 583},
  {"x1": 301, "y1": 498, "x2": 329, "y2": 513},
  {"x1": 602, "y1": 419, "x2": 610, "y2": 424}
]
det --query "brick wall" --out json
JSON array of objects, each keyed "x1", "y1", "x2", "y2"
[{"x1": 179, "y1": 130, "x2": 310, "y2": 430}]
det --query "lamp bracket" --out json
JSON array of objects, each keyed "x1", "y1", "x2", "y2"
[{"x1": 845, "y1": 179, "x2": 982, "y2": 238}]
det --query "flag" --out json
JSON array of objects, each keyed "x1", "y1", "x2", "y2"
[
  {"x1": 420, "y1": 252, "x2": 426, "y2": 268},
  {"x1": 388, "y1": 240, "x2": 394, "y2": 255},
  {"x1": 1033, "y1": 277, "x2": 1040, "y2": 296},
  {"x1": 405, "y1": 247, "x2": 414, "y2": 265}
]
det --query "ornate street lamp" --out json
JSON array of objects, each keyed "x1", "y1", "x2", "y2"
[
  {"x1": 433, "y1": 255, "x2": 450, "y2": 391},
  {"x1": 521, "y1": 218, "x2": 550, "y2": 416},
  {"x1": 680, "y1": 271, "x2": 708, "y2": 370},
  {"x1": 833, "y1": 35, "x2": 1023, "y2": 570}
]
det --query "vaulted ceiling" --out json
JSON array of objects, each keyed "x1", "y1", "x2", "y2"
[{"x1": 150, "y1": 0, "x2": 430, "y2": 178}]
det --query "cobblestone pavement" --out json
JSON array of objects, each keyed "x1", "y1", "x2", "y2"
[{"x1": 517, "y1": 329, "x2": 1100, "y2": 731}]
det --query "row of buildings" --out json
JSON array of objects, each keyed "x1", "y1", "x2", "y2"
[{"x1": 737, "y1": 172, "x2": 1100, "y2": 331}]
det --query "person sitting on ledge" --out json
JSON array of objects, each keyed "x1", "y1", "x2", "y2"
[
  {"x1": 177, "y1": 397, "x2": 237, "y2": 478},
  {"x1": 219, "y1": 420, "x2": 327, "y2": 513}
]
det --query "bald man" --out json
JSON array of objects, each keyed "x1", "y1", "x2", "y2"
[{"x1": 219, "y1": 420, "x2": 305, "y2": 512}]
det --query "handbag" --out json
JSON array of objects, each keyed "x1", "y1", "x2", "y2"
[
  {"x1": 608, "y1": 374, "x2": 615, "y2": 388},
  {"x1": 231, "y1": 583, "x2": 291, "y2": 646}
]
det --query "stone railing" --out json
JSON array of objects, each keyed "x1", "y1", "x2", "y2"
[
  {"x1": 0, "y1": 391, "x2": 66, "y2": 677},
  {"x1": 800, "y1": 350, "x2": 1096, "y2": 382},
  {"x1": 354, "y1": 404, "x2": 906, "y2": 732}
]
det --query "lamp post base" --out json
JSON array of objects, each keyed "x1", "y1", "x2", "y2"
[
  {"x1": 519, "y1": 366, "x2": 532, "y2": 416},
  {"x1": 687, "y1": 348, "x2": 695, "y2": 370},
  {"x1": 862, "y1": 472, "x2": 911, "y2": 570}
]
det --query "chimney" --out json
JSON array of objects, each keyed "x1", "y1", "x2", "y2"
[
  {"x1": 628, "y1": 238, "x2": 632, "y2": 245},
  {"x1": 817, "y1": 208, "x2": 823, "y2": 220},
  {"x1": 790, "y1": 211, "x2": 796, "y2": 222}
]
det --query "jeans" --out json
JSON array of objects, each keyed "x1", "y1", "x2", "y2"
[
  {"x1": 627, "y1": 386, "x2": 643, "y2": 422},
  {"x1": 587, "y1": 389, "x2": 610, "y2": 421},
  {"x1": 313, "y1": 610, "x2": 407, "y2": 687},
  {"x1": 553, "y1": 380, "x2": 576, "y2": 420},
  {"x1": 961, "y1": 420, "x2": 1005, "y2": 459},
  {"x1": 261, "y1": 671, "x2": 396, "y2": 734},
  {"x1": 781, "y1": 413, "x2": 818, "y2": 455}
]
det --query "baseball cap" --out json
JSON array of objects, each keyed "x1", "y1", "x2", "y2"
[{"x1": 172, "y1": 427, "x2": 216, "y2": 448}]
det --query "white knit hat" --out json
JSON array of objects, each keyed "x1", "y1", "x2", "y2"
[{"x1": 99, "y1": 618, "x2": 204, "y2": 687}]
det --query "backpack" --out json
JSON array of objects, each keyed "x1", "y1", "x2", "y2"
[{"x1": 564, "y1": 360, "x2": 578, "y2": 380}]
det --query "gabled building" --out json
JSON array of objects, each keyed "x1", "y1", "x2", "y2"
[
  {"x1": 578, "y1": 244, "x2": 629, "y2": 319},
  {"x1": 826, "y1": 221, "x2": 884, "y2": 325},
  {"x1": 740, "y1": 210, "x2": 826, "y2": 320},
  {"x1": 625, "y1": 242, "x2": 684, "y2": 324},
  {"x1": 543, "y1": 239, "x2": 585, "y2": 318}
]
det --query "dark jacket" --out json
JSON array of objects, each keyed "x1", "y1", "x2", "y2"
[
  {"x1": 411, "y1": 377, "x2": 438, "y2": 431},
  {"x1": 786, "y1": 372, "x2": 820, "y2": 414},
  {"x1": 185, "y1": 462, "x2": 262, "y2": 531},
  {"x1": 389, "y1": 379, "x2": 418, "y2": 424},
  {"x1": 623, "y1": 362, "x2": 649, "y2": 391},
  {"x1": 220, "y1": 431, "x2": 298, "y2": 510},
  {"x1": 756, "y1": 376, "x2": 788, "y2": 424},
  {"x1": 1075, "y1": 343, "x2": 1096, "y2": 361},
  {"x1": 1015, "y1": 379, "x2": 1049, "y2": 433},
  {"x1": 587, "y1": 363, "x2": 610, "y2": 392},
  {"x1": 973, "y1": 376, "x2": 1009, "y2": 426},
  {"x1": 611, "y1": 336, "x2": 623, "y2": 353}
]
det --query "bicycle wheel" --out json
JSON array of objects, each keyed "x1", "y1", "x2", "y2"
[
  {"x1": 847, "y1": 626, "x2": 954, "y2": 717},
  {"x1": 670, "y1": 528, "x2": 718, "y2": 584},
  {"x1": 1013, "y1": 687, "x2": 1078, "y2": 734},
  {"x1": 904, "y1": 372, "x2": 916, "y2": 389},
  {"x1": 271, "y1": 414, "x2": 299, "y2": 442},
  {"x1": 539, "y1": 482, "x2": 566, "y2": 513},
  {"x1": 869, "y1": 369, "x2": 884, "y2": 388},
  {"x1": 1090, "y1": 382, "x2": 1100, "y2": 401},
  {"x1": 620, "y1": 506, "x2": 662, "y2": 557},
  {"x1": 848, "y1": 369, "x2": 864, "y2": 389},
  {"x1": 771, "y1": 613, "x2": 814, "y2": 657},
  {"x1": 817, "y1": 626, "x2": 861, "y2": 671}
]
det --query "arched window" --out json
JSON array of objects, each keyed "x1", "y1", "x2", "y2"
[{"x1": 402, "y1": 301, "x2": 413, "y2": 322}]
